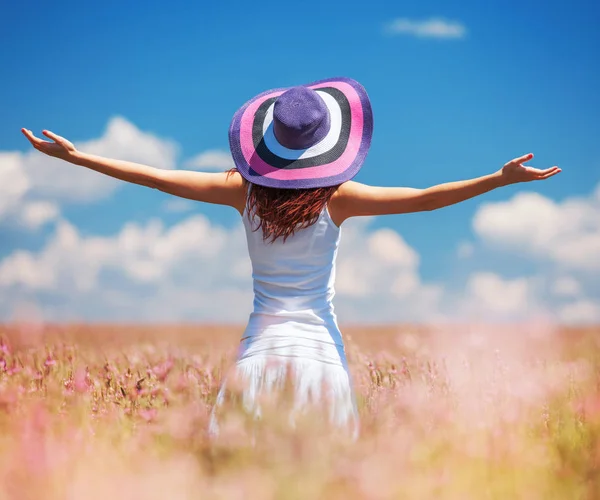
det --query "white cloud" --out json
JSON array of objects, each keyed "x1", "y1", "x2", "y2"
[
  {"x1": 334, "y1": 219, "x2": 445, "y2": 322},
  {"x1": 184, "y1": 150, "x2": 234, "y2": 171},
  {"x1": 19, "y1": 201, "x2": 60, "y2": 230},
  {"x1": 557, "y1": 299, "x2": 600, "y2": 325},
  {"x1": 0, "y1": 154, "x2": 60, "y2": 230},
  {"x1": 0, "y1": 221, "x2": 107, "y2": 291},
  {"x1": 0, "y1": 152, "x2": 30, "y2": 220},
  {"x1": 385, "y1": 17, "x2": 466, "y2": 39},
  {"x1": 1, "y1": 210, "x2": 597, "y2": 324},
  {"x1": 551, "y1": 276, "x2": 581, "y2": 297},
  {"x1": 368, "y1": 228, "x2": 419, "y2": 266},
  {"x1": 0, "y1": 214, "x2": 253, "y2": 322},
  {"x1": 460, "y1": 272, "x2": 541, "y2": 321},
  {"x1": 0, "y1": 216, "x2": 243, "y2": 290},
  {"x1": 0, "y1": 250, "x2": 56, "y2": 290},
  {"x1": 162, "y1": 198, "x2": 197, "y2": 213},
  {"x1": 335, "y1": 221, "x2": 418, "y2": 297},
  {"x1": 473, "y1": 186, "x2": 600, "y2": 272}
]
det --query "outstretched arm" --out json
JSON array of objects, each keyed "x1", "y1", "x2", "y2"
[
  {"x1": 329, "y1": 154, "x2": 561, "y2": 225},
  {"x1": 21, "y1": 128, "x2": 246, "y2": 213}
]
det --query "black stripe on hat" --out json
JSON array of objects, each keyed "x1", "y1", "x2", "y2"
[{"x1": 251, "y1": 87, "x2": 351, "y2": 170}]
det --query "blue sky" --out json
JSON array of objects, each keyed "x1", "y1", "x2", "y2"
[{"x1": 1, "y1": 0, "x2": 599, "y2": 323}]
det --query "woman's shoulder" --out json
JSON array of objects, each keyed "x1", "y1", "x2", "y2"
[{"x1": 328, "y1": 181, "x2": 361, "y2": 226}]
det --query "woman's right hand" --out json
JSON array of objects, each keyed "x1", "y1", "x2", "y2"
[{"x1": 21, "y1": 128, "x2": 78, "y2": 161}]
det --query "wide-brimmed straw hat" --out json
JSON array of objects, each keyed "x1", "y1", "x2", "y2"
[{"x1": 229, "y1": 77, "x2": 373, "y2": 189}]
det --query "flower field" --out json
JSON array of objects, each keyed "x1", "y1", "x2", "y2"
[{"x1": 1, "y1": 322, "x2": 600, "y2": 499}]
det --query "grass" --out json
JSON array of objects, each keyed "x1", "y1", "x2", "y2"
[{"x1": 0, "y1": 322, "x2": 599, "y2": 499}]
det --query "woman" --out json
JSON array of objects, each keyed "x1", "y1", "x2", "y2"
[{"x1": 22, "y1": 77, "x2": 560, "y2": 438}]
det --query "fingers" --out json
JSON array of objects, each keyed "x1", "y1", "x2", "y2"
[
  {"x1": 524, "y1": 166, "x2": 555, "y2": 175},
  {"x1": 42, "y1": 130, "x2": 64, "y2": 144},
  {"x1": 539, "y1": 167, "x2": 561, "y2": 179},
  {"x1": 21, "y1": 128, "x2": 36, "y2": 142},
  {"x1": 22, "y1": 128, "x2": 69, "y2": 157},
  {"x1": 515, "y1": 153, "x2": 534, "y2": 164},
  {"x1": 539, "y1": 166, "x2": 561, "y2": 175},
  {"x1": 524, "y1": 166, "x2": 561, "y2": 180},
  {"x1": 21, "y1": 128, "x2": 47, "y2": 148},
  {"x1": 21, "y1": 128, "x2": 62, "y2": 145}
]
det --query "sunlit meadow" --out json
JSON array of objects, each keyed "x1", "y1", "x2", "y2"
[{"x1": 1, "y1": 322, "x2": 600, "y2": 499}]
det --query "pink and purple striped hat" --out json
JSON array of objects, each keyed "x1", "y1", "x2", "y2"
[{"x1": 229, "y1": 77, "x2": 373, "y2": 189}]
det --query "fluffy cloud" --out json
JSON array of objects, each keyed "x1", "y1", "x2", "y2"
[
  {"x1": 467, "y1": 183, "x2": 600, "y2": 324},
  {"x1": 458, "y1": 272, "x2": 542, "y2": 321},
  {"x1": 557, "y1": 299, "x2": 600, "y2": 324},
  {"x1": 0, "y1": 215, "x2": 253, "y2": 322},
  {"x1": 446, "y1": 270, "x2": 598, "y2": 325},
  {"x1": 0, "y1": 152, "x2": 30, "y2": 221},
  {"x1": 336, "y1": 223, "x2": 418, "y2": 297},
  {"x1": 184, "y1": 150, "x2": 234, "y2": 171},
  {"x1": 162, "y1": 198, "x2": 197, "y2": 214},
  {"x1": 0, "y1": 153, "x2": 59, "y2": 230},
  {"x1": 473, "y1": 186, "x2": 600, "y2": 272},
  {"x1": 0, "y1": 215, "x2": 446, "y2": 323},
  {"x1": 19, "y1": 201, "x2": 60, "y2": 230},
  {"x1": 384, "y1": 18, "x2": 466, "y2": 39},
  {"x1": 1, "y1": 207, "x2": 597, "y2": 324},
  {"x1": 551, "y1": 276, "x2": 582, "y2": 297},
  {"x1": 329, "y1": 219, "x2": 444, "y2": 322}
]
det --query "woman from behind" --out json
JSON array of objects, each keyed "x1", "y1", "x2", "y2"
[{"x1": 22, "y1": 77, "x2": 560, "y2": 439}]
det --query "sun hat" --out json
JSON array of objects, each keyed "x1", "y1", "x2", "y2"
[{"x1": 229, "y1": 77, "x2": 373, "y2": 189}]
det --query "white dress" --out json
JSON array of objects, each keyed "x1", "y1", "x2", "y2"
[{"x1": 209, "y1": 202, "x2": 359, "y2": 438}]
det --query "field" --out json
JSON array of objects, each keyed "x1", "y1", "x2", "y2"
[{"x1": 1, "y1": 322, "x2": 600, "y2": 499}]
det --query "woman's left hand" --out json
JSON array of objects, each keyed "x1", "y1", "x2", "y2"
[
  {"x1": 22, "y1": 128, "x2": 78, "y2": 161},
  {"x1": 499, "y1": 153, "x2": 561, "y2": 185}
]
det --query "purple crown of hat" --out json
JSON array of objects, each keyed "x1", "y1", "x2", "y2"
[{"x1": 272, "y1": 86, "x2": 331, "y2": 150}]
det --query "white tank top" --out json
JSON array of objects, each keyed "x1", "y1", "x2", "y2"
[{"x1": 238, "y1": 202, "x2": 346, "y2": 360}]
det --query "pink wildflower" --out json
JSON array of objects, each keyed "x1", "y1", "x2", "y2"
[
  {"x1": 8, "y1": 362, "x2": 22, "y2": 375},
  {"x1": 74, "y1": 367, "x2": 89, "y2": 393},
  {"x1": 152, "y1": 359, "x2": 174, "y2": 382},
  {"x1": 44, "y1": 354, "x2": 56, "y2": 368},
  {"x1": 0, "y1": 341, "x2": 9, "y2": 356},
  {"x1": 139, "y1": 408, "x2": 158, "y2": 423}
]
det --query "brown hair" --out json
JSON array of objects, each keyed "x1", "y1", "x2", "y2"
[{"x1": 234, "y1": 170, "x2": 338, "y2": 243}]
